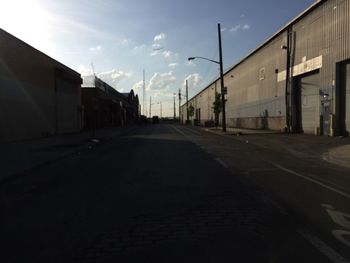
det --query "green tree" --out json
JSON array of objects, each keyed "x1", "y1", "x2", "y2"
[
  {"x1": 188, "y1": 105, "x2": 194, "y2": 119},
  {"x1": 212, "y1": 92, "x2": 222, "y2": 126}
]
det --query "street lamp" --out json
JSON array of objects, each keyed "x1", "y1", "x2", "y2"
[{"x1": 187, "y1": 23, "x2": 226, "y2": 132}]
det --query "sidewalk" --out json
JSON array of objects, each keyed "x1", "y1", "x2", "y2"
[
  {"x1": 0, "y1": 126, "x2": 135, "y2": 184},
  {"x1": 205, "y1": 126, "x2": 281, "y2": 135},
  {"x1": 203, "y1": 126, "x2": 350, "y2": 169}
]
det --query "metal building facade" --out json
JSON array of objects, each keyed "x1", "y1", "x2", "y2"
[{"x1": 182, "y1": 0, "x2": 350, "y2": 136}]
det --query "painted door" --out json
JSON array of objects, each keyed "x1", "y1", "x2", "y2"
[{"x1": 300, "y1": 73, "x2": 320, "y2": 134}]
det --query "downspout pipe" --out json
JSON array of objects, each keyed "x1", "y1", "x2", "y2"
[{"x1": 285, "y1": 27, "x2": 292, "y2": 133}]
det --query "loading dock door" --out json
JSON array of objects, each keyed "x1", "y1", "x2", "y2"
[
  {"x1": 299, "y1": 73, "x2": 320, "y2": 134},
  {"x1": 345, "y1": 64, "x2": 350, "y2": 134},
  {"x1": 338, "y1": 62, "x2": 350, "y2": 135}
]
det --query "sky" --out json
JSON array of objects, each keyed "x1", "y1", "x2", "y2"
[{"x1": 0, "y1": 0, "x2": 316, "y2": 117}]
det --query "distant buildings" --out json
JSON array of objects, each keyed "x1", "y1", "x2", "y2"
[
  {"x1": 0, "y1": 29, "x2": 139, "y2": 143},
  {"x1": 81, "y1": 76, "x2": 139, "y2": 130},
  {"x1": 182, "y1": 0, "x2": 350, "y2": 136}
]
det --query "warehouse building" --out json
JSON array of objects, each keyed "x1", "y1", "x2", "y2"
[
  {"x1": 0, "y1": 29, "x2": 83, "y2": 142},
  {"x1": 82, "y1": 76, "x2": 140, "y2": 130},
  {"x1": 182, "y1": 0, "x2": 350, "y2": 136}
]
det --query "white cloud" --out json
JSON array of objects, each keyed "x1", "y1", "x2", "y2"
[
  {"x1": 230, "y1": 25, "x2": 241, "y2": 32},
  {"x1": 98, "y1": 69, "x2": 132, "y2": 87},
  {"x1": 132, "y1": 80, "x2": 144, "y2": 93},
  {"x1": 221, "y1": 27, "x2": 227, "y2": 32},
  {"x1": 133, "y1": 44, "x2": 147, "y2": 51},
  {"x1": 168, "y1": 63, "x2": 178, "y2": 68},
  {"x1": 89, "y1": 45, "x2": 103, "y2": 52},
  {"x1": 230, "y1": 24, "x2": 250, "y2": 32},
  {"x1": 186, "y1": 60, "x2": 196, "y2": 67},
  {"x1": 148, "y1": 71, "x2": 176, "y2": 91},
  {"x1": 152, "y1": 43, "x2": 162, "y2": 49},
  {"x1": 154, "y1": 33, "x2": 166, "y2": 42},
  {"x1": 121, "y1": 38, "x2": 131, "y2": 45},
  {"x1": 150, "y1": 49, "x2": 178, "y2": 60},
  {"x1": 78, "y1": 66, "x2": 132, "y2": 88},
  {"x1": 184, "y1": 73, "x2": 203, "y2": 89},
  {"x1": 162, "y1": 50, "x2": 178, "y2": 59},
  {"x1": 78, "y1": 65, "x2": 94, "y2": 76}
]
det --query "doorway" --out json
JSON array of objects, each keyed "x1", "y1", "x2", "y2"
[
  {"x1": 292, "y1": 71, "x2": 321, "y2": 134},
  {"x1": 336, "y1": 61, "x2": 350, "y2": 136}
]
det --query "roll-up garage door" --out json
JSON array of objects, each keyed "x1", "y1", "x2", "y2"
[
  {"x1": 345, "y1": 63, "x2": 350, "y2": 133},
  {"x1": 300, "y1": 73, "x2": 320, "y2": 134}
]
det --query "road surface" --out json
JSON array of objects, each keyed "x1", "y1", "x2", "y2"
[{"x1": 0, "y1": 124, "x2": 349, "y2": 262}]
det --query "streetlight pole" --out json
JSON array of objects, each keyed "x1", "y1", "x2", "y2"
[
  {"x1": 218, "y1": 23, "x2": 226, "y2": 132},
  {"x1": 173, "y1": 93, "x2": 176, "y2": 119},
  {"x1": 157, "y1": 102, "x2": 162, "y2": 119},
  {"x1": 143, "y1": 69, "x2": 146, "y2": 116},
  {"x1": 178, "y1": 88, "x2": 181, "y2": 123},
  {"x1": 187, "y1": 23, "x2": 227, "y2": 132},
  {"x1": 186, "y1": 80, "x2": 189, "y2": 124}
]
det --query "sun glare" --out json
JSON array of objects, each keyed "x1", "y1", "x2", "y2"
[{"x1": 0, "y1": 0, "x2": 55, "y2": 55}]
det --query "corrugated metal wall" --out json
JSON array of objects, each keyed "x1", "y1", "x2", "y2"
[
  {"x1": 291, "y1": 0, "x2": 350, "y2": 134},
  {"x1": 182, "y1": 0, "x2": 350, "y2": 134},
  {"x1": 225, "y1": 33, "x2": 287, "y2": 130}
]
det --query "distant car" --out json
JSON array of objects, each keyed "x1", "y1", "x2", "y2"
[
  {"x1": 140, "y1": 115, "x2": 149, "y2": 124},
  {"x1": 152, "y1": 116, "x2": 160, "y2": 124}
]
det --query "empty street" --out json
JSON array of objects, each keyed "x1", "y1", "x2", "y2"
[{"x1": 1, "y1": 124, "x2": 349, "y2": 262}]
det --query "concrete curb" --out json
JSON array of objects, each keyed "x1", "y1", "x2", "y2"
[
  {"x1": 322, "y1": 145, "x2": 350, "y2": 169},
  {"x1": 202, "y1": 126, "x2": 350, "y2": 169}
]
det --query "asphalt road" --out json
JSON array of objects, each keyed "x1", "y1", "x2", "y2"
[{"x1": 0, "y1": 124, "x2": 349, "y2": 262}]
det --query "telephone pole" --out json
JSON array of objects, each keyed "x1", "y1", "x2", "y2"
[
  {"x1": 218, "y1": 23, "x2": 226, "y2": 132},
  {"x1": 159, "y1": 102, "x2": 162, "y2": 118},
  {"x1": 178, "y1": 88, "x2": 181, "y2": 123},
  {"x1": 186, "y1": 80, "x2": 189, "y2": 124},
  {"x1": 142, "y1": 69, "x2": 146, "y2": 116},
  {"x1": 173, "y1": 93, "x2": 176, "y2": 119},
  {"x1": 149, "y1": 96, "x2": 152, "y2": 118}
]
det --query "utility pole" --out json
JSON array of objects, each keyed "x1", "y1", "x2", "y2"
[
  {"x1": 160, "y1": 102, "x2": 162, "y2": 118},
  {"x1": 218, "y1": 23, "x2": 226, "y2": 132},
  {"x1": 173, "y1": 93, "x2": 176, "y2": 119},
  {"x1": 149, "y1": 96, "x2": 152, "y2": 118},
  {"x1": 186, "y1": 80, "x2": 189, "y2": 124},
  {"x1": 143, "y1": 69, "x2": 146, "y2": 116},
  {"x1": 178, "y1": 88, "x2": 181, "y2": 123}
]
